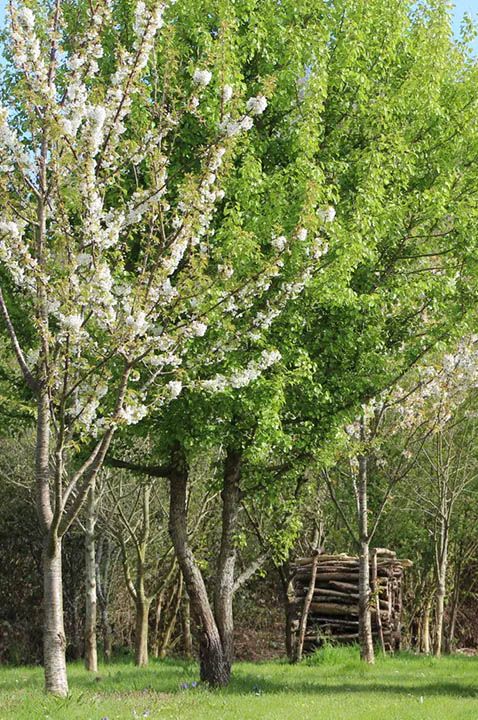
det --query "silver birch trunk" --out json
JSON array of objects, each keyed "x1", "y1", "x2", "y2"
[{"x1": 358, "y1": 452, "x2": 374, "y2": 664}]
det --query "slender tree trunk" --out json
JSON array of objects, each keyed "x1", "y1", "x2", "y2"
[
  {"x1": 295, "y1": 551, "x2": 319, "y2": 663},
  {"x1": 371, "y1": 549, "x2": 385, "y2": 654},
  {"x1": 43, "y1": 535, "x2": 68, "y2": 696},
  {"x1": 151, "y1": 590, "x2": 164, "y2": 659},
  {"x1": 159, "y1": 575, "x2": 183, "y2": 658},
  {"x1": 277, "y1": 562, "x2": 297, "y2": 662},
  {"x1": 96, "y1": 535, "x2": 114, "y2": 663},
  {"x1": 134, "y1": 595, "x2": 151, "y2": 667},
  {"x1": 214, "y1": 449, "x2": 242, "y2": 670},
  {"x1": 434, "y1": 570, "x2": 447, "y2": 657},
  {"x1": 181, "y1": 590, "x2": 193, "y2": 658},
  {"x1": 101, "y1": 606, "x2": 113, "y2": 662},
  {"x1": 446, "y1": 565, "x2": 461, "y2": 654},
  {"x1": 84, "y1": 483, "x2": 98, "y2": 672},
  {"x1": 357, "y1": 452, "x2": 374, "y2": 664},
  {"x1": 434, "y1": 514, "x2": 449, "y2": 658},
  {"x1": 422, "y1": 598, "x2": 431, "y2": 655},
  {"x1": 168, "y1": 447, "x2": 229, "y2": 687}
]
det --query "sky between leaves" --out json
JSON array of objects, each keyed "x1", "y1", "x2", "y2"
[{"x1": 0, "y1": 0, "x2": 475, "y2": 31}]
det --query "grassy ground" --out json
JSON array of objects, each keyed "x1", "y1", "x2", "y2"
[{"x1": 0, "y1": 647, "x2": 477, "y2": 720}]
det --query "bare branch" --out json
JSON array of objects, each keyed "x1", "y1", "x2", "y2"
[{"x1": 0, "y1": 288, "x2": 38, "y2": 392}]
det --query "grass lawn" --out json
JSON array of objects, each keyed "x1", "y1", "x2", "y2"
[{"x1": 1, "y1": 648, "x2": 477, "y2": 720}]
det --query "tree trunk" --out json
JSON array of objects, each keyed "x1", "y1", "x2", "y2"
[
  {"x1": 422, "y1": 598, "x2": 431, "y2": 654},
  {"x1": 96, "y1": 535, "x2": 114, "y2": 663},
  {"x1": 37, "y1": 385, "x2": 69, "y2": 696},
  {"x1": 84, "y1": 483, "x2": 98, "y2": 672},
  {"x1": 277, "y1": 561, "x2": 297, "y2": 662},
  {"x1": 151, "y1": 590, "x2": 164, "y2": 659},
  {"x1": 214, "y1": 449, "x2": 242, "y2": 669},
  {"x1": 101, "y1": 606, "x2": 113, "y2": 662},
  {"x1": 446, "y1": 567, "x2": 461, "y2": 654},
  {"x1": 357, "y1": 451, "x2": 374, "y2": 664},
  {"x1": 43, "y1": 536, "x2": 68, "y2": 696},
  {"x1": 168, "y1": 447, "x2": 229, "y2": 687},
  {"x1": 434, "y1": 576, "x2": 446, "y2": 657},
  {"x1": 434, "y1": 516, "x2": 449, "y2": 657},
  {"x1": 371, "y1": 549, "x2": 386, "y2": 654},
  {"x1": 159, "y1": 575, "x2": 182, "y2": 658},
  {"x1": 134, "y1": 597, "x2": 151, "y2": 667},
  {"x1": 295, "y1": 551, "x2": 319, "y2": 663},
  {"x1": 181, "y1": 590, "x2": 193, "y2": 658}
]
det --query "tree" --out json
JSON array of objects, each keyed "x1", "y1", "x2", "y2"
[{"x1": 0, "y1": 0, "x2": 321, "y2": 694}]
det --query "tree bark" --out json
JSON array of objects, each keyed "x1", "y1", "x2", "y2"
[
  {"x1": 422, "y1": 597, "x2": 431, "y2": 654},
  {"x1": 214, "y1": 449, "x2": 242, "y2": 669},
  {"x1": 159, "y1": 574, "x2": 182, "y2": 658},
  {"x1": 43, "y1": 536, "x2": 68, "y2": 697},
  {"x1": 101, "y1": 606, "x2": 113, "y2": 662},
  {"x1": 96, "y1": 534, "x2": 114, "y2": 662},
  {"x1": 357, "y1": 452, "x2": 374, "y2": 664},
  {"x1": 84, "y1": 483, "x2": 98, "y2": 672},
  {"x1": 295, "y1": 551, "x2": 319, "y2": 663},
  {"x1": 446, "y1": 562, "x2": 462, "y2": 654},
  {"x1": 168, "y1": 446, "x2": 229, "y2": 687},
  {"x1": 434, "y1": 512, "x2": 449, "y2": 657},
  {"x1": 134, "y1": 596, "x2": 151, "y2": 667},
  {"x1": 277, "y1": 561, "x2": 298, "y2": 662},
  {"x1": 371, "y1": 549, "x2": 386, "y2": 654},
  {"x1": 434, "y1": 573, "x2": 447, "y2": 657},
  {"x1": 181, "y1": 590, "x2": 193, "y2": 658},
  {"x1": 37, "y1": 384, "x2": 69, "y2": 696}
]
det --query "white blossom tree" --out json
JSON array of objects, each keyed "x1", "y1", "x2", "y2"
[{"x1": 0, "y1": 0, "x2": 326, "y2": 695}]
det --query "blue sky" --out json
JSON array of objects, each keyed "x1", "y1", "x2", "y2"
[{"x1": 453, "y1": 0, "x2": 477, "y2": 31}]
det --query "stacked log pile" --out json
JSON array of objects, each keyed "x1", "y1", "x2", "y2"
[{"x1": 291, "y1": 549, "x2": 412, "y2": 655}]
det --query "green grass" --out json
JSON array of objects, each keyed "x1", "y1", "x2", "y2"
[{"x1": 1, "y1": 648, "x2": 477, "y2": 720}]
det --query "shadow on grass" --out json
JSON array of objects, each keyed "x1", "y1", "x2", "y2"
[
  {"x1": 227, "y1": 674, "x2": 478, "y2": 699},
  {"x1": 1, "y1": 655, "x2": 477, "y2": 701}
]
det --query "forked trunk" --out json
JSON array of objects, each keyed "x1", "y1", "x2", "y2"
[
  {"x1": 199, "y1": 630, "x2": 230, "y2": 687},
  {"x1": 43, "y1": 536, "x2": 68, "y2": 696},
  {"x1": 168, "y1": 447, "x2": 230, "y2": 687}
]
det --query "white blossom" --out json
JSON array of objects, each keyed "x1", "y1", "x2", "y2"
[
  {"x1": 272, "y1": 235, "x2": 287, "y2": 252},
  {"x1": 318, "y1": 205, "x2": 336, "y2": 223},
  {"x1": 222, "y1": 85, "x2": 234, "y2": 103},
  {"x1": 193, "y1": 69, "x2": 212, "y2": 87},
  {"x1": 246, "y1": 95, "x2": 268, "y2": 115},
  {"x1": 191, "y1": 321, "x2": 208, "y2": 337},
  {"x1": 167, "y1": 380, "x2": 183, "y2": 398}
]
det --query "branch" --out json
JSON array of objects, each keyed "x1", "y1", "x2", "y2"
[
  {"x1": 233, "y1": 552, "x2": 269, "y2": 593},
  {"x1": 322, "y1": 468, "x2": 360, "y2": 547},
  {"x1": 105, "y1": 456, "x2": 172, "y2": 478},
  {"x1": 0, "y1": 288, "x2": 38, "y2": 392}
]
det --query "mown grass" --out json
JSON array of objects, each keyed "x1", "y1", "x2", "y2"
[{"x1": 0, "y1": 647, "x2": 477, "y2": 719}]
